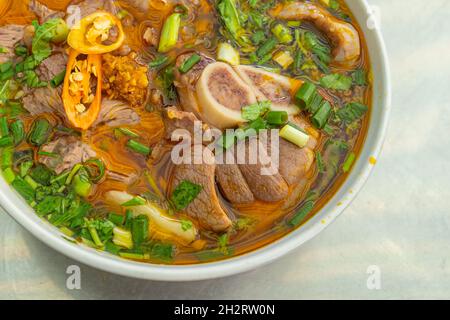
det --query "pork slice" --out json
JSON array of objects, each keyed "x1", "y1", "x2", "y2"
[
  {"x1": 39, "y1": 136, "x2": 96, "y2": 174},
  {"x1": 93, "y1": 99, "x2": 140, "y2": 127},
  {"x1": 170, "y1": 146, "x2": 232, "y2": 232},
  {"x1": 29, "y1": 0, "x2": 65, "y2": 24},
  {"x1": 174, "y1": 52, "x2": 215, "y2": 116},
  {"x1": 36, "y1": 53, "x2": 67, "y2": 81},
  {"x1": 0, "y1": 25, "x2": 25, "y2": 64}
]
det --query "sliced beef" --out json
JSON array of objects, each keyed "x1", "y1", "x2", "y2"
[
  {"x1": 0, "y1": 25, "x2": 25, "y2": 64},
  {"x1": 93, "y1": 99, "x2": 140, "y2": 127},
  {"x1": 278, "y1": 138, "x2": 315, "y2": 185},
  {"x1": 36, "y1": 53, "x2": 67, "y2": 81},
  {"x1": 22, "y1": 87, "x2": 66, "y2": 117},
  {"x1": 236, "y1": 137, "x2": 289, "y2": 202},
  {"x1": 163, "y1": 106, "x2": 205, "y2": 140},
  {"x1": 39, "y1": 136, "x2": 96, "y2": 174},
  {"x1": 121, "y1": 0, "x2": 149, "y2": 13},
  {"x1": 23, "y1": 54, "x2": 67, "y2": 117},
  {"x1": 107, "y1": 171, "x2": 138, "y2": 185},
  {"x1": 29, "y1": 0, "x2": 65, "y2": 24},
  {"x1": 216, "y1": 161, "x2": 254, "y2": 205},
  {"x1": 216, "y1": 116, "x2": 319, "y2": 204},
  {"x1": 170, "y1": 146, "x2": 232, "y2": 232}
]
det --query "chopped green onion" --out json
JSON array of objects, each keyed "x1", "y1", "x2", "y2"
[
  {"x1": 28, "y1": 118, "x2": 52, "y2": 146},
  {"x1": 131, "y1": 215, "x2": 149, "y2": 246},
  {"x1": 113, "y1": 227, "x2": 133, "y2": 249},
  {"x1": 10, "y1": 120, "x2": 24, "y2": 145},
  {"x1": 88, "y1": 225, "x2": 103, "y2": 247},
  {"x1": 158, "y1": 13, "x2": 181, "y2": 53},
  {"x1": 217, "y1": 42, "x2": 240, "y2": 66},
  {"x1": 279, "y1": 124, "x2": 310, "y2": 148},
  {"x1": 24, "y1": 175, "x2": 40, "y2": 190},
  {"x1": 273, "y1": 51, "x2": 294, "y2": 69},
  {"x1": 307, "y1": 93, "x2": 323, "y2": 114},
  {"x1": 289, "y1": 201, "x2": 315, "y2": 226},
  {"x1": 124, "y1": 209, "x2": 134, "y2": 229},
  {"x1": 342, "y1": 152, "x2": 356, "y2": 173},
  {"x1": 295, "y1": 82, "x2": 317, "y2": 109},
  {"x1": 312, "y1": 100, "x2": 332, "y2": 129},
  {"x1": 108, "y1": 213, "x2": 125, "y2": 226},
  {"x1": 179, "y1": 53, "x2": 201, "y2": 73},
  {"x1": 265, "y1": 111, "x2": 288, "y2": 125},
  {"x1": 121, "y1": 196, "x2": 146, "y2": 207},
  {"x1": 0, "y1": 136, "x2": 13, "y2": 148},
  {"x1": 2, "y1": 167, "x2": 15, "y2": 184},
  {"x1": 287, "y1": 21, "x2": 301, "y2": 27},
  {"x1": 50, "y1": 70, "x2": 66, "y2": 88},
  {"x1": 65, "y1": 163, "x2": 82, "y2": 185},
  {"x1": 84, "y1": 158, "x2": 105, "y2": 183},
  {"x1": 293, "y1": 51, "x2": 303, "y2": 70},
  {"x1": 126, "y1": 139, "x2": 151, "y2": 156},
  {"x1": 105, "y1": 241, "x2": 121, "y2": 255},
  {"x1": 19, "y1": 160, "x2": 33, "y2": 177},
  {"x1": 50, "y1": 170, "x2": 69, "y2": 184},
  {"x1": 149, "y1": 55, "x2": 169, "y2": 68},
  {"x1": 0, "y1": 117, "x2": 8, "y2": 137},
  {"x1": 256, "y1": 37, "x2": 277, "y2": 58},
  {"x1": 119, "y1": 252, "x2": 150, "y2": 260},
  {"x1": 271, "y1": 24, "x2": 293, "y2": 44},
  {"x1": 352, "y1": 69, "x2": 367, "y2": 86},
  {"x1": 1, "y1": 147, "x2": 13, "y2": 169},
  {"x1": 72, "y1": 169, "x2": 92, "y2": 197}
]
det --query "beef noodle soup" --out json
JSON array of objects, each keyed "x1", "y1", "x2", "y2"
[{"x1": 0, "y1": 0, "x2": 371, "y2": 264}]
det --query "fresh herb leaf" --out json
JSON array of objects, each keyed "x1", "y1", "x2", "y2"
[
  {"x1": 32, "y1": 18, "x2": 69, "y2": 63},
  {"x1": 171, "y1": 180, "x2": 202, "y2": 211},
  {"x1": 181, "y1": 219, "x2": 193, "y2": 231},
  {"x1": 241, "y1": 100, "x2": 271, "y2": 121}
]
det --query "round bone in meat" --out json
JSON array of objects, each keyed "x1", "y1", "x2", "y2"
[{"x1": 195, "y1": 62, "x2": 258, "y2": 129}]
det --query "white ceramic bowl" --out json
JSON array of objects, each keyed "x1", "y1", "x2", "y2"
[{"x1": 1, "y1": 0, "x2": 390, "y2": 281}]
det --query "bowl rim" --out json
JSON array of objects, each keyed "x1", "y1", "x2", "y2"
[{"x1": 1, "y1": 0, "x2": 391, "y2": 282}]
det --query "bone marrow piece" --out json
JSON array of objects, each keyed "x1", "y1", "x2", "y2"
[
  {"x1": 196, "y1": 62, "x2": 257, "y2": 129},
  {"x1": 234, "y1": 65, "x2": 300, "y2": 115}
]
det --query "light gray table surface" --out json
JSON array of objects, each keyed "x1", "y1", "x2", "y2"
[{"x1": 1, "y1": 0, "x2": 449, "y2": 300}]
